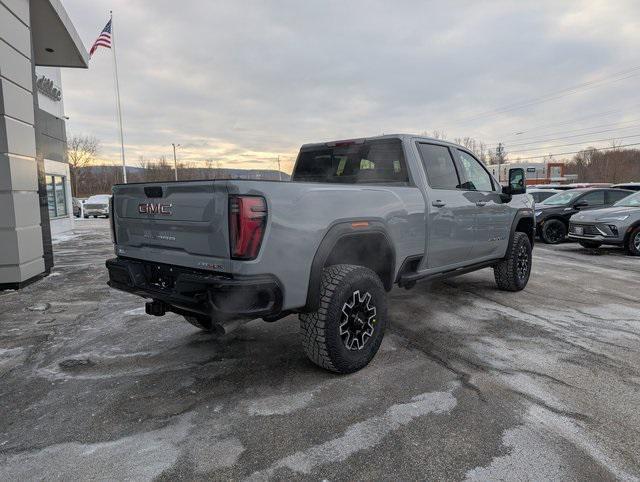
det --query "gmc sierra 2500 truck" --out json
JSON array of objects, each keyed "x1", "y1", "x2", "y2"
[{"x1": 107, "y1": 134, "x2": 534, "y2": 373}]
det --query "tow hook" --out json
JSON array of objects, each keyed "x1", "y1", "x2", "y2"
[{"x1": 145, "y1": 300, "x2": 167, "y2": 317}]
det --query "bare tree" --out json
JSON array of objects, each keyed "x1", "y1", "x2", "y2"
[{"x1": 67, "y1": 134, "x2": 99, "y2": 196}]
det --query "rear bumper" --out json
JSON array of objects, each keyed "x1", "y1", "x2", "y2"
[{"x1": 106, "y1": 257, "x2": 282, "y2": 321}]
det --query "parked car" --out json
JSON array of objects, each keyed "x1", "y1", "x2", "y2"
[
  {"x1": 535, "y1": 188, "x2": 633, "y2": 244},
  {"x1": 612, "y1": 182, "x2": 640, "y2": 192},
  {"x1": 106, "y1": 134, "x2": 534, "y2": 373},
  {"x1": 565, "y1": 182, "x2": 611, "y2": 188},
  {"x1": 83, "y1": 194, "x2": 111, "y2": 218},
  {"x1": 528, "y1": 188, "x2": 559, "y2": 204},
  {"x1": 532, "y1": 184, "x2": 574, "y2": 191},
  {"x1": 569, "y1": 191, "x2": 640, "y2": 255},
  {"x1": 72, "y1": 197, "x2": 86, "y2": 217}
]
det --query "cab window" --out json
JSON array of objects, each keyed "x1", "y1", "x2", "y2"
[
  {"x1": 417, "y1": 143, "x2": 460, "y2": 189},
  {"x1": 456, "y1": 150, "x2": 494, "y2": 191}
]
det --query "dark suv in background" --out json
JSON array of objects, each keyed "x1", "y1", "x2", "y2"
[{"x1": 535, "y1": 188, "x2": 633, "y2": 244}]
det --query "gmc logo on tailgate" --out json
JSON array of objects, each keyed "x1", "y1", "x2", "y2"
[{"x1": 138, "y1": 203, "x2": 172, "y2": 215}]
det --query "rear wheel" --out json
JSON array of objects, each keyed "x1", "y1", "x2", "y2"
[
  {"x1": 541, "y1": 219, "x2": 566, "y2": 244},
  {"x1": 579, "y1": 241, "x2": 601, "y2": 249},
  {"x1": 299, "y1": 264, "x2": 387, "y2": 374},
  {"x1": 627, "y1": 227, "x2": 640, "y2": 256},
  {"x1": 494, "y1": 232, "x2": 532, "y2": 291}
]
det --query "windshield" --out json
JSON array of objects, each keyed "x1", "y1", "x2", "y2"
[
  {"x1": 614, "y1": 192, "x2": 640, "y2": 207},
  {"x1": 541, "y1": 191, "x2": 582, "y2": 206}
]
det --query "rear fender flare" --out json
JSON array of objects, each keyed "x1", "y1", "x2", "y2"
[{"x1": 303, "y1": 220, "x2": 395, "y2": 312}]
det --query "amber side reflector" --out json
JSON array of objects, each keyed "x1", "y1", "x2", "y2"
[{"x1": 351, "y1": 221, "x2": 369, "y2": 228}]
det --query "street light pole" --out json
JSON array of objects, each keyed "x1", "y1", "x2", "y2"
[{"x1": 172, "y1": 143, "x2": 180, "y2": 181}]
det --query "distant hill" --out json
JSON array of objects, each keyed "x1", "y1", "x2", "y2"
[
  {"x1": 80, "y1": 164, "x2": 291, "y2": 181},
  {"x1": 73, "y1": 164, "x2": 291, "y2": 197}
]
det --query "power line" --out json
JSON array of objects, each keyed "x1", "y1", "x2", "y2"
[
  {"x1": 456, "y1": 65, "x2": 640, "y2": 124},
  {"x1": 496, "y1": 102, "x2": 640, "y2": 140},
  {"x1": 489, "y1": 116, "x2": 640, "y2": 147},
  {"x1": 495, "y1": 123, "x2": 640, "y2": 149},
  {"x1": 509, "y1": 133, "x2": 640, "y2": 154},
  {"x1": 509, "y1": 141, "x2": 640, "y2": 161}
]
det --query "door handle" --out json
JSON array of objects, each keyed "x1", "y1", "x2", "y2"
[
  {"x1": 431, "y1": 200, "x2": 446, "y2": 208},
  {"x1": 475, "y1": 201, "x2": 487, "y2": 207}
]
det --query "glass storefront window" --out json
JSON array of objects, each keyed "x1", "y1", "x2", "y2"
[{"x1": 46, "y1": 174, "x2": 68, "y2": 218}]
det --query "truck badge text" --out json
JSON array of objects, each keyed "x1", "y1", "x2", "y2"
[{"x1": 138, "y1": 203, "x2": 172, "y2": 215}]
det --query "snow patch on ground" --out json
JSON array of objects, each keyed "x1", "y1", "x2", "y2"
[
  {"x1": 465, "y1": 404, "x2": 637, "y2": 481},
  {"x1": 52, "y1": 233, "x2": 82, "y2": 245},
  {"x1": 193, "y1": 436, "x2": 245, "y2": 473},
  {"x1": 0, "y1": 412, "x2": 194, "y2": 480},
  {"x1": 124, "y1": 307, "x2": 147, "y2": 316},
  {"x1": 245, "y1": 391, "x2": 315, "y2": 416},
  {"x1": 246, "y1": 385, "x2": 458, "y2": 479}
]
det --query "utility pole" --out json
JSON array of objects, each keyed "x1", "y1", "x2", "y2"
[
  {"x1": 496, "y1": 142, "x2": 505, "y2": 183},
  {"x1": 172, "y1": 143, "x2": 180, "y2": 181},
  {"x1": 277, "y1": 156, "x2": 282, "y2": 181}
]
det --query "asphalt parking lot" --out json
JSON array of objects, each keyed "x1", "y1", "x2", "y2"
[{"x1": 1, "y1": 220, "x2": 639, "y2": 480}]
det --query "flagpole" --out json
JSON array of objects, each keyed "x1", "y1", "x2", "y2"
[{"x1": 110, "y1": 10, "x2": 127, "y2": 183}]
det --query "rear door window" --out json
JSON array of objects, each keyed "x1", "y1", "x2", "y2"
[
  {"x1": 606, "y1": 190, "x2": 632, "y2": 204},
  {"x1": 292, "y1": 139, "x2": 409, "y2": 185},
  {"x1": 417, "y1": 143, "x2": 460, "y2": 189}
]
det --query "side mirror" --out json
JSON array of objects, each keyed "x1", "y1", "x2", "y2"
[
  {"x1": 574, "y1": 201, "x2": 588, "y2": 209},
  {"x1": 507, "y1": 168, "x2": 526, "y2": 195},
  {"x1": 501, "y1": 168, "x2": 526, "y2": 201}
]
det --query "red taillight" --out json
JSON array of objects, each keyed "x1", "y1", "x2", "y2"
[{"x1": 229, "y1": 196, "x2": 267, "y2": 260}]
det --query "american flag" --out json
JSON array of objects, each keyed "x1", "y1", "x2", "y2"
[{"x1": 90, "y1": 19, "x2": 112, "y2": 57}]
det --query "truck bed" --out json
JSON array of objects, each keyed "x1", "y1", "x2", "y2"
[{"x1": 111, "y1": 179, "x2": 425, "y2": 310}]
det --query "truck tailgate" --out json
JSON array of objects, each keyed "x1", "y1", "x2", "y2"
[{"x1": 112, "y1": 181, "x2": 229, "y2": 259}]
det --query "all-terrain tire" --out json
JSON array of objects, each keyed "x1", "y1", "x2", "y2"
[
  {"x1": 579, "y1": 240, "x2": 601, "y2": 249},
  {"x1": 541, "y1": 219, "x2": 566, "y2": 244},
  {"x1": 494, "y1": 232, "x2": 532, "y2": 291},
  {"x1": 627, "y1": 227, "x2": 640, "y2": 256},
  {"x1": 299, "y1": 264, "x2": 387, "y2": 374},
  {"x1": 184, "y1": 315, "x2": 212, "y2": 331}
]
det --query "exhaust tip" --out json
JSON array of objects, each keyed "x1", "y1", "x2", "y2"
[{"x1": 145, "y1": 300, "x2": 166, "y2": 317}]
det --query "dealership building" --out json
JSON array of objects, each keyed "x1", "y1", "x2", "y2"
[{"x1": 1, "y1": 0, "x2": 87, "y2": 289}]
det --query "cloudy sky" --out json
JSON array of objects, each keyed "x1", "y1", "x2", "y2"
[{"x1": 61, "y1": 0, "x2": 640, "y2": 172}]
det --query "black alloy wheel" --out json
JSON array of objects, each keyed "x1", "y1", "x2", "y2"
[
  {"x1": 340, "y1": 290, "x2": 377, "y2": 351},
  {"x1": 541, "y1": 219, "x2": 566, "y2": 244}
]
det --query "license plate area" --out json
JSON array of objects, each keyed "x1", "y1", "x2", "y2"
[
  {"x1": 574, "y1": 226, "x2": 584, "y2": 235},
  {"x1": 143, "y1": 263, "x2": 177, "y2": 291}
]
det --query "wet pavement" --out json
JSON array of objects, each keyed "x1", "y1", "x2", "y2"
[{"x1": 1, "y1": 219, "x2": 639, "y2": 480}]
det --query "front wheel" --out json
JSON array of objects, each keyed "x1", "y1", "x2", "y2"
[
  {"x1": 579, "y1": 241, "x2": 601, "y2": 249},
  {"x1": 627, "y1": 227, "x2": 640, "y2": 256},
  {"x1": 494, "y1": 232, "x2": 532, "y2": 291},
  {"x1": 541, "y1": 219, "x2": 566, "y2": 244},
  {"x1": 299, "y1": 264, "x2": 387, "y2": 374}
]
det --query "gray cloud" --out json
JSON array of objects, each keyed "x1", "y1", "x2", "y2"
[{"x1": 61, "y1": 0, "x2": 640, "y2": 169}]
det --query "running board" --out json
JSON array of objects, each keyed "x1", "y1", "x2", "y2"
[{"x1": 398, "y1": 259, "x2": 501, "y2": 288}]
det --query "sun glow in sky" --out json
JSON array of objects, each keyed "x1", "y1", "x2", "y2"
[{"x1": 62, "y1": 0, "x2": 640, "y2": 172}]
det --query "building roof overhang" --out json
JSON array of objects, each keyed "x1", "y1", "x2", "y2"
[{"x1": 31, "y1": 0, "x2": 88, "y2": 68}]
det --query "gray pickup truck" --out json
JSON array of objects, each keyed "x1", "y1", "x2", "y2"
[{"x1": 107, "y1": 134, "x2": 534, "y2": 373}]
